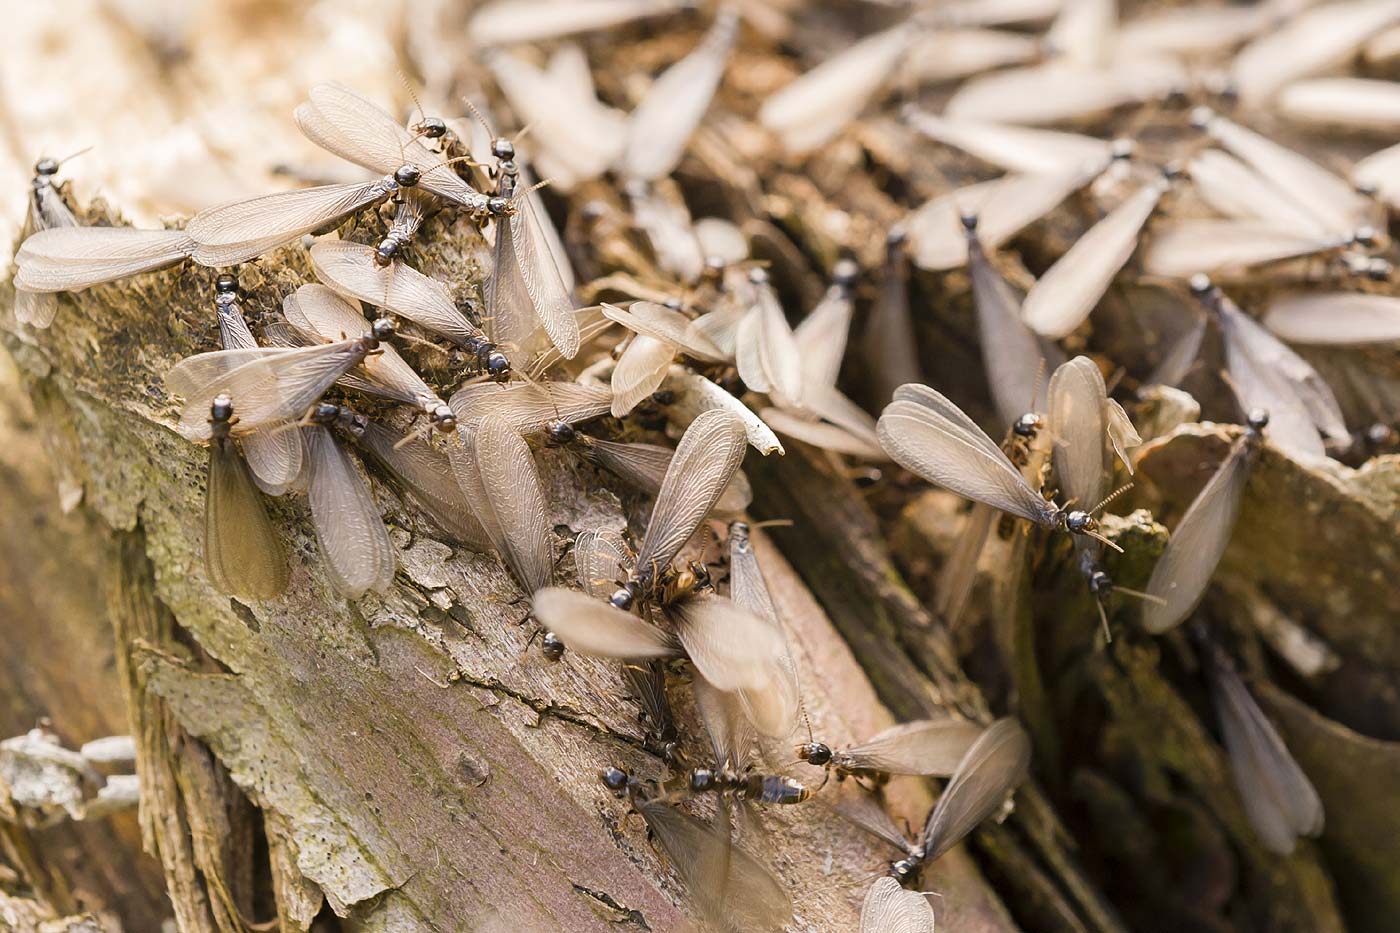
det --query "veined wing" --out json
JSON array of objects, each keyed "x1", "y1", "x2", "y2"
[
  {"x1": 760, "y1": 407, "x2": 887, "y2": 460},
  {"x1": 573, "y1": 529, "x2": 633, "y2": 597},
  {"x1": 920, "y1": 717, "x2": 1032, "y2": 862},
  {"x1": 860, "y1": 877, "x2": 935, "y2": 933},
  {"x1": 1230, "y1": 0, "x2": 1400, "y2": 106},
  {"x1": 1188, "y1": 149, "x2": 1328, "y2": 236},
  {"x1": 610, "y1": 335, "x2": 675, "y2": 418},
  {"x1": 620, "y1": 9, "x2": 737, "y2": 181},
  {"x1": 464, "y1": 418, "x2": 553, "y2": 593},
  {"x1": 309, "y1": 240, "x2": 485, "y2": 348},
  {"x1": 667, "y1": 594, "x2": 792, "y2": 736},
  {"x1": 205, "y1": 439, "x2": 289, "y2": 600},
  {"x1": 304, "y1": 424, "x2": 395, "y2": 599},
  {"x1": 243, "y1": 424, "x2": 305, "y2": 496},
  {"x1": 1141, "y1": 436, "x2": 1253, "y2": 633},
  {"x1": 1048, "y1": 356, "x2": 1109, "y2": 510},
  {"x1": 602, "y1": 302, "x2": 725, "y2": 362},
  {"x1": 842, "y1": 719, "x2": 984, "y2": 777},
  {"x1": 1263, "y1": 292, "x2": 1400, "y2": 344},
  {"x1": 450, "y1": 381, "x2": 612, "y2": 434},
  {"x1": 944, "y1": 57, "x2": 1184, "y2": 126},
  {"x1": 637, "y1": 408, "x2": 747, "y2": 572},
  {"x1": 187, "y1": 181, "x2": 393, "y2": 267},
  {"x1": 794, "y1": 284, "x2": 854, "y2": 393},
  {"x1": 15, "y1": 226, "x2": 193, "y2": 292},
  {"x1": 585, "y1": 437, "x2": 752, "y2": 515},
  {"x1": 1021, "y1": 178, "x2": 1167, "y2": 339},
  {"x1": 505, "y1": 194, "x2": 581, "y2": 358},
  {"x1": 906, "y1": 110, "x2": 1113, "y2": 174},
  {"x1": 1142, "y1": 219, "x2": 1342, "y2": 280},
  {"x1": 664, "y1": 368, "x2": 784, "y2": 456},
  {"x1": 628, "y1": 182, "x2": 704, "y2": 283},
  {"x1": 693, "y1": 674, "x2": 757, "y2": 773},
  {"x1": 357, "y1": 420, "x2": 490, "y2": 551},
  {"x1": 878, "y1": 385, "x2": 1058, "y2": 525},
  {"x1": 531, "y1": 587, "x2": 681, "y2": 657}
]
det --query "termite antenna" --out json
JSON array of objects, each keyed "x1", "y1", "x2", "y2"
[
  {"x1": 460, "y1": 96, "x2": 495, "y2": 139},
  {"x1": 1091, "y1": 483, "x2": 1134, "y2": 515},
  {"x1": 1084, "y1": 528, "x2": 1124, "y2": 554}
]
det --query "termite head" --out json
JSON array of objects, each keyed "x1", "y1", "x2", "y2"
[
  {"x1": 487, "y1": 196, "x2": 512, "y2": 217},
  {"x1": 491, "y1": 137, "x2": 515, "y2": 161},
  {"x1": 541, "y1": 631, "x2": 565, "y2": 662},
  {"x1": 415, "y1": 116, "x2": 448, "y2": 139},
  {"x1": 1014, "y1": 412, "x2": 1043, "y2": 438},
  {"x1": 1187, "y1": 273, "x2": 1216, "y2": 305},
  {"x1": 374, "y1": 237, "x2": 400, "y2": 267},
  {"x1": 1365, "y1": 422, "x2": 1398, "y2": 449},
  {"x1": 209, "y1": 393, "x2": 235, "y2": 431},
  {"x1": 310, "y1": 402, "x2": 342, "y2": 426},
  {"x1": 600, "y1": 767, "x2": 633, "y2": 796},
  {"x1": 1064, "y1": 510, "x2": 1097, "y2": 534},
  {"x1": 650, "y1": 389, "x2": 676, "y2": 406},
  {"x1": 959, "y1": 211, "x2": 979, "y2": 234},
  {"x1": 485, "y1": 349, "x2": 511, "y2": 381},
  {"x1": 1352, "y1": 225, "x2": 1379, "y2": 249},
  {"x1": 1110, "y1": 138, "x2": 1135, "y2": 161},
  {"x1": 1246, "y1": 408, "x2": 1270, "y2": 434},
  {"x1": 545, "y1": 420, "x2": 576, "y2": 446},
  {"x1": 214, "y1": 273, "x2": 238, "y2": 296},
  {"x1": 689, "y1": 768, "x2": 719, "y2": 793},
  {"x1": 833, "y1": 256, "x2": 860, "y2": 290},
  {"x1": 610, "y1": 584, "x2": 636, "y2": 611},
  {"x1": 795, "y1": 742, "x2": 832, "y2": 767},
  {"x1": 430, "y1": 403, "x2": 457, "y2": 432},
  {"x1": 34, "y1": 157, "x2": 59, "y2": 177},
  {"x1": 747, "y1": 267, "x2": 769, "y2": 286},
  {"x1": 1088, "y1": 570, "x2": 1114, "y2": 595},
  {"x1": 394, "y1": 164, "x2": 422, "y2": 188},
  {"x1": 369, "y1": 318, "x2": 396, "y2": 343},
  {"x1": 889, "y1": 858, "x2": 919, "y2": 886}
]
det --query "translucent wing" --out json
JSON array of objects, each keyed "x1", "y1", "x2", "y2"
[
  {"x1": 759, "y1": 22, "x2": 917, "y2": 152},
  {"x1": 1045, "y1": 0, "x2": 1116, "y2": 66},
  {"x1": 602, "y1": 302, "x2": 725, "y2": 362},
  {"x1": 469, "y1": 0, "x2": 688, "y2": 46},
  {"x1": 1117, "y1": 3, "x2": 1278, "y2": 57},
  {"x1": 1199, "y1": 109, "x2": 1374, "y2": 234},
  {"x1": 610, "y1": 335, "x2": 676, "y2": 418},
  {"x1": 1206, "y1": 652, "x2": 1325, "y2": 854},
  {"x1": 1148, "y1": 310, "x2": 1206, "y2": 389},
  {"x1": 903, "y1": 27, "x2": 1040, "y2": 85},
  {"x1": 296, "y1": 82, "x2": 490, "y2": 211},
  {"x1": 760, "y1": 407, "x2": 887, "y2": 460},
  {"x1": 794, "y1": 284, "x2": 854, "y2": 393},
  {"x1": 490, "y1": 197, "x2": 581, "y2": 359},
  {"x1": 205, "y1": 439, "x2": 289, "y2": 600},
  {"x1": 842, "y1": 719, "x2": 986, "y2": 777},
  {"x1": 1188, "y1": 149, "x2": 1328, "y2": 236},
  {"x1": 460, "y1": 418, "x2": 553, "y2": 593},
  {"x1": 186, "y1": 181, "x2": 393, "y2": 267},
  {"x1": 637, "y1": 408, "x2": 747, "y2": 572},
  {"x1": 1142, "y1": 219, "x2": 1341, "y2": 280},
  {"x1": 752, "y1": 282, "x2": 804, "y2": 409},
  {"x1": 530, "y1": 587, "x2": 681, "y2": 657},
  {"x1": 620, "y1": 10, "x2": 737, "y2": 181},
  {"x1": 724, "y1": 528, "x2": 800, "y2": 741},
  {"x1": 450, "y1": 381, "x2": 613, "y2": 434},
  {"x1": 1353, "y1": 139, "x2": 1400, "y2": 209},
  {"x1": 667, "y1": 595, "x2": 792, "y2": 736},
  {"x1": 628, "y1": 182, "x2": 704, "y2": 283},
  {"x1": 1230, "y1": 0, "x2": 1400, "y2": 106},
  {"x1": 1105, "y1": 400, "x2": 1141, "y2": 473},
  {"x1": 583, "y1": 437, "x2": 751, "y2": 516},
  {"x1": 357, "y1": 420, "x2": 490, "y2": 551},
  {"x1": 1141, "y1": 437, "x2": 1253, "y2": 633},
  {"x1": 967, "y1": 222, "x2": 1057, "y2": 425},
  {"x1": 862, "y1": 241, "x2": 923, "y2": 404},
  {"x1": 906, "y1": 110, "x2": 1114, "y2": 173},
  {"x1": 573, "y1": 529, "x2": 633, "y2": 597},
  {"x1": 172, "y1": 340, "x2": 372, "y2": 442},
  {"x1": 637, "y1": 799, "x2": 792, "y2": 933},
  {"x1": 665, "y1": 368, "x2": 784, "y2": 456},
  {"x1": 861, "y1": 877, "x2": 935, "y2": 933},
  {"x1": 303, "y1": 425, "x2": 395, "y2": 599},
  {"x1": 1263, "y1": 292, "x2": 1400, "y2": 344},
  {"x1": 693, "y1": 217, "x2": 749, "y2": 267},
  {"x1": 878, "y1": 385, "x2": 1059, "y2": 526},
  {"x1": 1048, "y1": 356, "x2": 1109, "y2": 510},
  {"x1": 694, "y1": 674, "x2": 757, "y2": 772},
  {"x1": 935, "y1": 502, "x2": 997, "y2": 629},
  {"x1": 309, "y1": 241, "x2": 486, "y2": 348},
  {"x1": 1021, "y1": 178, "x2": 1167, "y2": 339},
  {"x1": 833, "y1": 789, "x2": 918, "y2": 855},
  {"x1": 920, "y1": 717, "x2": 1032, "y2": 862},
  {"x1": 243, "y1": 424, "x2": 305, "y2": 496},
  {"x1": 15, "y1": 227, "x2": 193, "y2": 292},
  {"x1": 944, "y1": 57, "x2": 1184, "y2": 126}
]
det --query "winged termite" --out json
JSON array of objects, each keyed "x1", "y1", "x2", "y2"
[
  {"x1": 449, "y1": 416, "x2": 553, "y2": 594},
  {"x1": 1194, "y1": 277, "x2": 1349, "y2": 461},
  {"x1": 547, "y1": 423, "x2": 751, "y2": 516},
  {"x1": 604, "y1": 301, "x2": 727, "y2": 417},
  {"x1": 450, "y1": 379, "x2": 613, "y2": 435},
  {"x1": 908, "y1": 156, "x2": 1120, "y2": 272},
  {"x1": 167, "y1": 319, "x2": 395, "y2": 446},
  {"x1": 861, "y1": 876, "x2": 935, "y2": 933},
  {"x1": 602, "y1": 770, "x2": 792, "y2": 932},
  {"x1": 1192, "y1": 108, "x2": 1376, "y2": 237},
  {"x1": 905, "y1": 108, "x2": 1117, "y2": 174},
  {"x1": 212, "y1": 276, "x2": 304, "y2": 495},
  {"x1": 15, "y1": 226, "x2": 195, "y2": 295},
  {"x1": 735, "y1": 269, "x2": 804, "y2": 410},
  {"x1": 965, "y1": 214, "x2": 1062, "y2": 425},
  {"x1": 1195, "y1": 628, "x2": 1324, "y2": 855},
  {"x1": 202, "y1": 394, "x2": 290, "y2": 600},
  {"x1": 903, "y1": 27, "x2": 1041, "y2": 86},
  {"x1": 308, "y1": 240, "x2": 510, "y2": 380},
  {"x1": 303, "y1": 405, "x2": 396, "y2": 599},
  {"x1": 1263, "y1": 292, "x2": 1400, "y2": 344},
  {"x1": 486, "y1": 155, "x2": 582, "y2": 361},
  {"x1": 625, "y1": 180, "x2": 705, "y2": 284},
  {"x1": 372, "y1": 188, "x2": 434, "y2": 265},
  {"x1": 618, "y1": 8, "x2": 738, "y2": 183},
  {"x1": 1186, "y1": 149, "x2": 1330, "y2": 238},
  {"x1": 282, "y1": 283, "x2": 456, "y2": 430},
  {"x1": 469, "y1": 0, "x2": 688, "y2": 47},
  {"x1": 1230, "y1": 0, "x2": 1400, "y2": 106},
  {"x1": 860, "y1": 231, "x2": 923, "y2": 405},
  {"x1": 791, "y1": 260, "x2": 857, "y2": 393},
  {"x1": 339, "y1": 412, "x2": 490, "y2": 551},
  {"x1": 944, "y1": 57, "x2": 1185, "y2": 126},
  {"x1": 16, "y1": 157, "x2": 81, "y2": 328},
  {"x1": 841, "y1": 718, "x2": 1032, "y2": 885},
  {"x1": 663, "y1": 367, "x2": 785, "y2": 456},
  {"x1": 1021, "y1": 174, "x2": 1169, "y2": 339},
  {"x1": 603, "y1": 758, "x2": 808, "y2": 808},
  {"x1": 725, "y1": 521, "x2": 801, "y2": 743},
  {"x1": 1141, "y1": 219, "x2": 1359, "y2": 282},
  {"x1": 796, "y1": 718, "x2": 984, "y2": 786},
  {"x1": 759, "y1": 20, "x2": 920, "y2": 152},
  {"x1": 1140, "y1": 411, "x2": 1269, "y2": 634},
  {"x1": 877, "y1": 384, "x2": 1122, "y2": 551},
  {"x1": 1276, "y1": 77, "x2": 1400, "y2": 131}
]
